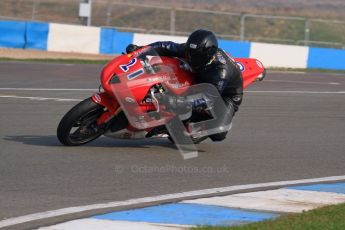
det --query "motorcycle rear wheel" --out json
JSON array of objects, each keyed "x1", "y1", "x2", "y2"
[{"x1": 57, "y1": 98, "x2": 105, "y2": 146}]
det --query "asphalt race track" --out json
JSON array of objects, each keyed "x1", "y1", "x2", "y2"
[{"x1": 0, "y1": 62, "x2": 344, "y2": 227}]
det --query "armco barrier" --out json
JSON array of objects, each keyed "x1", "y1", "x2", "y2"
[
  {"x1": 0, "y1": 20, "x2": 26, "y2": 48},
  {"x1": 48, "y1": 23, "x2": 100, "y2": 54},
  {"x1": 131, "y1": 34, "x2": 252, "y2": 58},
  {"x1": 250, "y1": 42, "x2": 309, "y2": 69},
  {"x1": 308, "y1": 47, "x2": 345, "y2": 70},
  {"x1": 132, "y1": 33, "x2": 187, "y2": 46},
  {"x1": 0, "y1": 19, "x2": 344, "y2": 70},
  {"x1": 25, "y1": 22, "x2": 49, "y2": 50},
  {"x1": 0, "y1": 20, "x2": 49, "y2": 50},
  {"x1": 100, "y1": 28, "x2": 133, "y2": 55},
  {"x1": 219, "y1": 40, "x2": 251, "y2": 58}
]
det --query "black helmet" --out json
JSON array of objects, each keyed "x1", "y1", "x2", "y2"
[{"x1": 185, "y1": 29, "x2": 218, "y2": 70}]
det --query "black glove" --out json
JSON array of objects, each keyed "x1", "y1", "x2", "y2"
[
  {"x1": 126, "y1": 44, "x2": 142, "y2": 54},
  {"x1": 155, "y1": 93, "x2": 192, "y2": 116}
]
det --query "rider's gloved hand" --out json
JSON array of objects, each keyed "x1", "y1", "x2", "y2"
[
  {"x1": 156, "y1": 93, "x2": 192, "y2": 116},
  {"x1": 192, "y1": 98, "x2": 208, "y2": 112},
  {"x1": 192, "y1": 98, "x2": 213, "y2": 118},
  {"x1": 126, "y1": 44, "x2": 142, "y2": 54}
]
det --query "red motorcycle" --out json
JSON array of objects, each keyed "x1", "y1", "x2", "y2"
[{"x1": 57, "y1": 46, "x2": 265, "y2": 146}]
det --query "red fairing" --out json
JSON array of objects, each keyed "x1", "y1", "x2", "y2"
[
  {"x1": 91, "y1": 92, "x2": 120, "y2": 125},
  {"x1": 97, "y1": 47, "x2": 264, "y2": 127},
  {"x1": 100, "y1": 47, "x2": 195, "y2": 106},
  {"x1": 234, "y1": 58, "x2": 265, "y2": 89}
]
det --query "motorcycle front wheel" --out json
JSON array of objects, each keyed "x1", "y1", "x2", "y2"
[{"x1": 57, "y1": 97, "x2": 105, "y2": 146}]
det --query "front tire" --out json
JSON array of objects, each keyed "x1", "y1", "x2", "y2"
[{"x1": 57, "y1": 98, "x2": 105, "y2": 146}]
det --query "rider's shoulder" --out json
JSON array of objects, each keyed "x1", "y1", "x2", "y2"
[{"x1": 216, "y1": 49, "x2": 237, "y2": 67}]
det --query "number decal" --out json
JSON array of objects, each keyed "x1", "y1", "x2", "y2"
[{"x1": 120, "y1": 58, "x2": 137, "y2": 72}]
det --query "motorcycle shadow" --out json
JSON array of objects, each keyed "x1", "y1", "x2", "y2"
[
  {"x1": 4, "y1": 135, "x2": 205, "y2": 152},
  {"x1": 4, "y1": 135, "x2": 60, "y2": 147}
]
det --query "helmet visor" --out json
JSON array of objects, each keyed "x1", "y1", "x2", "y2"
[{"x1": 185, "y1": 47, "x2": 209, "y2": 70}]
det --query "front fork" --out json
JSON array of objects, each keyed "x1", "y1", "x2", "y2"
[
  {"x1": 91, "y1": 92, "x2": 159, "y2": 135},
  {"x1": 91, "y1": 93, "x2": 121, "y2": 126}
]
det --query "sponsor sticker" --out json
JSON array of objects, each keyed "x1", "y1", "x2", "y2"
[
  {"x1": 125, "y1": 97, "x2": 135, "y2": 103},
  {"x1": 236, "y1": 62, "x2": 245, "y2": 72},
  {"x1": 189, "y1": 43, "x2": 197, "y2": 49},
  {"x1": 93, "y1": 93, "x2": 102, "y2": 103},
  {"x1": 127, "y1": 68, "x2": 145, "y2": 80},
  {"x1": 217, "y1": 53, "x2": 227, "y2": 64}
]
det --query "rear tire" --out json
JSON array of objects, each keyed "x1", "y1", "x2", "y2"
[{"x1": 57, "y1": 98, "x2": 105, "y2": 146}]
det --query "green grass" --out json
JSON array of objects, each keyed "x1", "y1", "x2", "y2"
[{"x1": 192, "y1": 203, "x2": 345, "y2": 230}]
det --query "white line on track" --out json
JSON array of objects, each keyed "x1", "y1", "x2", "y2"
[
  {"x1": 0, "y1": 88, "x2": 345, "y2": 95},
  {"x1": 329, "y1": 82, "x2": 341, "y2": 85},
  {"x1": 1, "y1": 175, "x2": 345, "y2": 228},
  {"x1": 0, "y1": 88, "x2": 97, "y2": 91},
  {"x1": 246, "y1": 91, "x2": 345, "y2": 94},
  {"x1": 0, "y1": 95, "x2": 82, "y2": 102},
  {"x1": 268, "y1": 70, "x2": 307, "y2": 75},
  {"x1": 268, "y1": 70, "x2": 345, "y2": 76},
  {"x1": 264, "y1": 80, "x2": 341, "y2": 85}
]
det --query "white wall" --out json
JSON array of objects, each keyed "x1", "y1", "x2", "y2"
[
  {"x1": 48, "y1": 23, "x2": 100, "y2": 54},
  {"x1": 133, "y1": 33, "x2": 188, "y2": 46},
  {"x1": 250, "y1": 42, "x2": 309, "y2": 68}
]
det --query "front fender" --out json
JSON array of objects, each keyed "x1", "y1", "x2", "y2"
[{"x1": 92, "y1": 93, "x2": 121, "y2": 125}]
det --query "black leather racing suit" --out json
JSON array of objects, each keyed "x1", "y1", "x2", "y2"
[
  {"x1": 150, "y1": 41, "x2": 243, "y2": 141},
  {"x1": 150, "y1": 41, "x2": 243, "y2": 111}
]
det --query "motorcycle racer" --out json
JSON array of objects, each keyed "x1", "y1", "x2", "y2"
[{"x1": 126, "y1": 29, "x2": 243, "y2": 141}]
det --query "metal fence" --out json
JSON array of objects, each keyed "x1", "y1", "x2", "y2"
[{"x1": 1, "y1": 0, "x2": 344, "y2": 49}]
